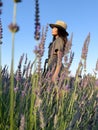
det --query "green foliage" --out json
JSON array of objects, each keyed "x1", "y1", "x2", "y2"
[
  {"x1": 0, "y1": 1, "x2": 98, "y2": 129},
  {"x1": 1, "y1": 62, "x2": 98, "y2": 130}
]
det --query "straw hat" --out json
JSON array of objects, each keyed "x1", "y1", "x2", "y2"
[{"x1": 49, "y1": 20, "x2": 69, "y2": 36}]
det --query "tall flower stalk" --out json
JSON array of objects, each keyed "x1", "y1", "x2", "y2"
[
  {"x1": 34, "y1": 25, "x2": 48, "y2": 74},
  {"x1": 81, "y1": 32, "x2": 90, "y2": 73},
  {"x1": 75, "y1": 33, "x2": 90, "y2": 79},
  {"x1": 0, "y1": 0, "x2": 3, "y2": 73},
  {"x1": 0, "y1": 1, "x2": 3, "y2": 129},
  {"x1": 0, "y1": 18, "x2": 3, "y2": 65},
  {"x1": 8, "y1": 1, "x2": 20, "y2": 130},
  {"x1": 34, "y1": 0, "x2": 41, "y2": 40}
]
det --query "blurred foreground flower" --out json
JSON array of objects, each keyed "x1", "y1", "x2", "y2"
[
  {"x1": 8, "y1": 23, "x2": 19, "y2": 33},
  {"x1": 34, "y1": 0, "x2": 41, "y2": 40},
  {"x1": 0, "y1": 0, "x2": 3, "y2": 15},
  {"x1": 0, "y1": 18, "x2": 3, "y2": 44},
  {"x1": 0, "y1": 0, "x2": 3, "y2": 7},
  {"x1": 14, "y1": 0, "x2": 21, "y2": 3},
  {"x1": 95, "y1": 59, "x2": 98, "y2": 72}
]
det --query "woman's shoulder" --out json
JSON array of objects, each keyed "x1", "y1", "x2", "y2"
[
  {"x1": 57, "y1": 36, "x2": 62, "y2": 40},
  {"x1": 56, "y1": 37, "x2": 64, "y2": 43}
]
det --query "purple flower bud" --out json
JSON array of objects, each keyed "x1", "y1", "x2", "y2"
[
  {"x1": 0, "y1": 1, "x2": 3, "y2": 7},
  {"x1": 14, "y1": 87, "x2": 18, "y2": 93}
]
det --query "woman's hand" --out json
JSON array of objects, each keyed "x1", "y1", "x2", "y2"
[{"x1": 52, "y1": 74, "x2": 58, "y2": 83}]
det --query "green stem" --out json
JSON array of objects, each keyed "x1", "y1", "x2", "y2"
[
  {"x1": 10, "y1": 32, "x2": 15, "y2": 130},
  {"x1": 0, "y1": 45, "x2": 2, "y2": 129},
  {"x1": 13, "y1": 3, "x2": 17, "y2": 24},
  {"x1": 68, "y1": 82, "x2": 77, "y2": 114},
  {"x1": 0, "y1": 44, "x2": 1, "y2": 66},
  {"x1": 29, "y1": 74, "x2": 38, "y2": 130},
  {"x1": 9, "y1": 2, "x2": 17, "y2": 130}
]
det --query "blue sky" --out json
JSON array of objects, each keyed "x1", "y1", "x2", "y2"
[{"x1": 1, "y1": 0, "x2": 98, "y2": 75}]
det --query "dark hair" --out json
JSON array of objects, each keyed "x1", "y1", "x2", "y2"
[
  {"x1": 52, "y1": 28, "x2": 68, "y2": 49},
  {"x1": 58, "y1": 28, "x2": 68, "y2": 44}
]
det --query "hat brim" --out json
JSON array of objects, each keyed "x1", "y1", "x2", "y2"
[{"x1": 49, "y1": 24, "x2": 69, "y2": 36}]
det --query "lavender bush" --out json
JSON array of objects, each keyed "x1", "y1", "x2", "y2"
[{"x1": 0, "y1": 0, "x2": 98, "y2": 130}]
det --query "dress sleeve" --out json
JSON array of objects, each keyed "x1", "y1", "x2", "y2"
[{"x1": 54, "y1": 37, "x2": 64, "y2": 52}]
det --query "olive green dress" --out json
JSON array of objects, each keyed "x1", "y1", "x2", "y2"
[{"x1": 46, "y1": 36, "x2": 64, "y2": 76}]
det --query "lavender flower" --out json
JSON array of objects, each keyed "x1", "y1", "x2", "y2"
[
  {"x1": 16, "y1": 67, "x2": 21, "y2": 81},
  {"x1": 0, "y1": 0, "x2": 3, "y2": 15},
  {"x1": 21, "y1": 90, "x2": 26, "y2": 97},
  {"x1": 34, "y1": 25, "x2": 48, "y2": 73},
  {"x1": 24, "y1": 54, "x2": 28, "y2": 64},
  {"x1": 80, "y1": 33, "x2": 90, "y2": 72},
  {"x1": 22, "y1": 54, "x2": 28, "y2": 77},
  {"x1": 0, "y1": 0, "x2": 3, "y2": 7},
  {"x1": 25, "y1": 61, "x2": 31, "y2": 77},
  {"x1": 39, "y1": 110, "x2": 45, "y2": 129},
  {"x1": 34, "y1": 45, "x2": 40, "y2": 55},
  {"x1": 0, "y1": 11, "x2": 1, "y2": 15},
  {"x1": 34, "y1": 0, "x2": 40, "y2": 40},
  {"x1": 75, "y1": 61, "x2": 83, "y2": 79},
  {"x1": 35, "y1": 96, "x2": 42, "y2": 108},
  {"x1": 14, "y1": 86, "x2": 18, "y2": 93},
  {"x1": 67, "y1": 51, "x2": 74, "y2": 69},
  {"x1": 63, "y1": 84, "x2": 70, "y2": 92},
  {"x1": 95, "y1": 59, "x2": 98, "y2": 72},
  {"x1": 81, "y1": 33, "x2": 90, "y2": 60},
  {"x1": 64, "y1": 33, "x2": 73, "y2": 55},
  {"x1": 81, "y1": 75, "x2": 88, "y2": 88},
  {"x1": 15, "y1": 54, "x2": 24, "y2": 81},
  {"x1": 0, "y1": 18, "x2": 3, "y2": 44},
  {"x1": 18, "y1": 54, "x2": 24, "y2": 67}
]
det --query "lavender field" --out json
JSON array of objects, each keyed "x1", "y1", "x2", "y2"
[{"x1": 0, "y1": 1, "x2": 98, "y2": 130}]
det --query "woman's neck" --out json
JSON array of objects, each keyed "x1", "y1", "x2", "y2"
[{"x1": 55, "y1": 35, "x2": 59, "y2": 39}]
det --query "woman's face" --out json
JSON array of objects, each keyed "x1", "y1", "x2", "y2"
[{"x1": 52, "y1": 27, "x2": 58, "y2": 36}]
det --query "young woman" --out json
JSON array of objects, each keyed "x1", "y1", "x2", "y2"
[{"x1": 44, "y1": 20, "x2": 69, "y2": 83}]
